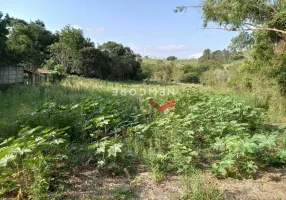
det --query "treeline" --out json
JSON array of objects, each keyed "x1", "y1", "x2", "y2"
[
  {"x1": 141, "y1": 48, "x2": 240, "y2": 83},
  {"x1": 175, "y1": 0, "x2": 286, "y2": 120},
  {"x1": 199, "y1": 48, "x2": 243, "y2": 63},
  {"x1": 0, "y1": 11, "x2": 141, "y2": 80}
]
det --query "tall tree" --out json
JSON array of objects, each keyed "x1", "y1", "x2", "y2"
[
  {"x1": 228, "y1": 32, "x2": 254, "y2": 52},
  {"x1": 78, "y1": 47, "x2": 112, "y2": 79},
  {"x1": 99, "y1": 41, "x2": 141, "y2": 79},
  {"x1": 0, "y1": 11, "x2": 10, "y2": 63},
  {"x1": 48, "y1": 25, "x2": 93, "y2": 74},
  {"x1": 210, "y1": 50, "x2": 223, "y2": 62},
  {"x1": 199, "y1": 48, "x2": 211, "y2": 61},
  {"x1": 166, "y1": 56, "x2": 178, "y2": 61},
  {"x1": 7, "y1": 19, "x2": 57, "y2": 67},
  {"x1": 175, "y1": 0, "x2": 286, "y2": 35}
]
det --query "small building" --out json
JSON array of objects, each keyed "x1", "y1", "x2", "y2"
[
  {"x1": 24, "y1": 68, "x2": 39, "y2": 85},
  {"x1": 0, "y1": 66, "x2": 24, "y2": 84},
  {"x1": 36, "y1": 68, "x2": 52, "y2": 83},
  {"x1": 24, "y1": 68, "x2": 52, "y2": 85},
  {"x1": 0, "y1": 65, "x2": 52, "y2": 87}
]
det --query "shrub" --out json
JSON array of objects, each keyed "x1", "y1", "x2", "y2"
[{"x1": 166, "y1": 56, "x2": 177, "y2": 61}]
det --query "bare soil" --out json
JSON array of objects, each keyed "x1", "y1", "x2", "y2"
[
  {"x1": 3, "y1": 166, "x2": 284, "y2": 199},
  {"x1": 62, "y1": 166, "x2": 286, "y2": 200},
  {"x1": 206, "y1": 168, "x2": 286, "y2": 200},
  {"x1": 62, "y1": 165, "x2": 183, "y2": 200}
]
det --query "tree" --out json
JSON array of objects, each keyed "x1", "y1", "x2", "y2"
[
  {"x1": 48, "y1": 25, "x2": 93, "y2": 74},
  {"x1": 7, "y1": 20, "x2": 57, "y2": 67},
  {"x1": 222, "y1": 49, "x2": 231, "y2": 63},
  {"x1": 99, "y1": 41, "x2": 126, "y2": 57},
  {"x1": 176, "y1": 1, "x2": 286, "y2": 35},
  {"x1": 210, "y1": 50, "x2": 223, "y2": 62},
  {"x1": 199, "y1": 49, "x2": 211, "y2": 61},
  {"x1": 78, "y1": 47, "x2": 112, "y2": 79},
  {"x1": 175, "y1": 1, "x2": 286, "y2": 93},
  {"x1": 199, "y1": 48, "x2": 233, "y2": 63},
  {"x1": 228, "y1": 32, "x2": 254, "y2": 53},
  {"x1": 99, "y1": 41, "x2": 141, "y2": 79},
  {"x1": 0, "y1": 11, "x2": 10, "y2": 63},
  {"x1": 166, "y1": 56, "x2": 177, "y2": 61}
]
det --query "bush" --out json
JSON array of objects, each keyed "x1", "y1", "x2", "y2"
[{"x1": 166, "y1": 56, "x2": 177, "y2": 61}]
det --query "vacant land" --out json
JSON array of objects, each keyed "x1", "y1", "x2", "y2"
[{"x1": 0, "y1": 77, "x2": 286, "y2": 199}]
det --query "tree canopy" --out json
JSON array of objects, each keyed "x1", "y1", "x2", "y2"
[
  {"x1": 166, "y1": 56, "x2": 178, "y2": 61},
  {"x1": 0, "y1": 12, "x2": 10, "y2": 63},
  {"x1": 176, "y1": 0, "x2": 286, "y2": 35},
  {"x1": 0, "y1": 11, "x2": 143, "y2": 81},
  {"x1": 7, "y1": 19, "x2": 57, "y2": 67}
]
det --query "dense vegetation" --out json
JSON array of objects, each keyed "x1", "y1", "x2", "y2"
[
  {"x1": 2, "y1": 0, "x2": 286, "y2": 199},
  {"x1": 0, "y1": 12, "x2": 141, "y2": 80},
  {"x1": 0, "y1": 77, "x2": 285, "y2": 199}
]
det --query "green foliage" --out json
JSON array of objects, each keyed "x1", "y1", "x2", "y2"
[
  {"x1": 0, "y1": 11, "x2": 10, "y2": 63},
  {"x1": 78, "y1": 46, "x2": 112, "y2": 79},
  {"x1": 132, "y1": 90, "x2": 285, "y2": 178},
  {"x1": 177, "y1": 1, "x2": 286, "y2": 117},
  {"x1": 181, "y1": 168, "x2": 222, "y2": 200},
  {"x1": 211, "y1": 133, "x2": 277, "y2": 178},
  {"x1": 48, "y1": 37, "x2": 141, "y2": 80},
  {"x1": 1, "y1": 76, "x2": 286, "y2": 198},
  {"x1": 201, "y1": 0, "x2": 279, "y2": 31},
  {"x1": 99, "y1": 41, "x2": 141, "y2": 80},
  {"x1": 166, "y1": 56, "x2": 177, "y2": 61},
  {"x1": 28, "y1": 156, "x2": 51, "y2": 200},
  {"x1": 199, "y1": 48, "x2": 234, "y2": 63},
  {"x1": 141, "y1": 61, "x2": 208, "y2": 84},
  {"x1": 0, "y1": 84, "x2": 143, "y2": 197},
  {"x1": 228, "y1": 32, "x2": 254, "y2": 53},
  {"x1": 0, "y1": 11, "x2": 142, "y2": 81},
  {"x1": 0, "y1": 126, "x2": 67, "y2": 196},
  {"x1": 7, "y1": 19, "x2": 57, "y2": 67},
  {"x1": 48, "y1": 25, "x2": 93, "y2": 74}
]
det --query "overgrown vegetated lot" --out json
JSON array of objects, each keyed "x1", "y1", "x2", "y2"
[{"x1": 0, "y1": 77, "x2": 286, "y2": 199}]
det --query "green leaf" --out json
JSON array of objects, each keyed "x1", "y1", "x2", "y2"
[{"x1": 108, "y1": 143, "x2": 123, "y2": 157}]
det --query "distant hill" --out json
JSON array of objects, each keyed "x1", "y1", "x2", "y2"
[{"x1": 142, "y1": 58, "x2": 198, "y2": 66}]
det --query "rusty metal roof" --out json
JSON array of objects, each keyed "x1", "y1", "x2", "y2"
[
  {"x1": 24, "y1": 68, "x2": 50, "y2": 74},
  {"x1": 36, "y1": 68, "x2": 50, "y2": 74}
]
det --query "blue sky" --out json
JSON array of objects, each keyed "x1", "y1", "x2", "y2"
[{"x1": 1, "y1": 0, "x2": 238, "y2": 59}]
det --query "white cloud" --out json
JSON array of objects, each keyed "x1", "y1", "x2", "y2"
[
  {"x1": 132, "y1": 44, "x2": 188, "y2": 54},
  {"x1": 86, "y1": 27, "x2": 105, "y2": 34},
  {"x1": 71, "y1": 24, "x2": 82, "y2": 29},
  {"x1": 156, "y1": 45, "x2": 186, "y2": 52},
  {"x1": 71, "y1": 24, "x2": 105, "y2": 34},
  {"x1": 189, "y1": 52, "x2": 203, "y2": 59}
]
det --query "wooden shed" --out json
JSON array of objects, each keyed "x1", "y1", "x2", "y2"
[
  {"x1": 36, "y1": 68, "x2": 52, "y2": 83},
  {"x1": 24, "y1": 68, "x2": 53, "y2": 85},
  {"x1": 0, "y1": 66, "x2": 24, "y2": 84},
  {"x1": 0, "y1": 65, "x2": 52, "y2": 87},
  {"x1": 24, "y1": 68, "x2": 41, "y2": 85}
]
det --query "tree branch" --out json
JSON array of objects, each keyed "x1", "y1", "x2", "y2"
[
  {"x1": 244, "y1": 23, "x2": 286, "y2": 35},
  {"x1": 202, "y1": 24, "x2": 286, "y2": 35},
  {"x1": 174, "y1": 5, "x2": 202, "y2": 13}
]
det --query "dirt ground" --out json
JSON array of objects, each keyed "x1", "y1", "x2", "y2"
[
  {"x1": 207, "y1": 168, "x2": 286, "y2": 200},
  {"x1": 62, "y1": 166, "x2": 286, "y2": 200},
  {"x1": 62, "y1": 165, "x2": 184, "y2": 200}
]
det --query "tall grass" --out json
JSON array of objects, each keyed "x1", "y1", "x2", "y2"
[{"x1": 0, "y1": 76, "x2": 195, "y2": 136}]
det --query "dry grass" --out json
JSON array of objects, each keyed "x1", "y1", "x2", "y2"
[{"x1": 206, "y1": 168, "x2": 286, "y2": 200}]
